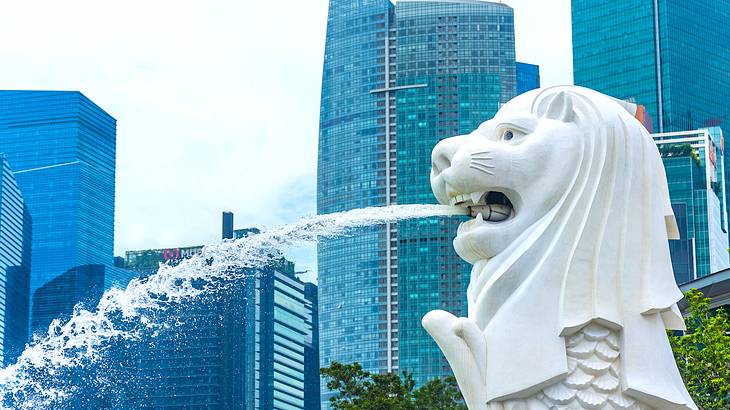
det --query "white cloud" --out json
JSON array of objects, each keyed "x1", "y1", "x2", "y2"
[{"x1": 0, "y1": 0, "x2": 571, "y2": 284}]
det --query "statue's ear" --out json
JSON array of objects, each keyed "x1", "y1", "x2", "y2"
[{"x1": 545, "y1": 91, "x2": 575, "y2": 123}]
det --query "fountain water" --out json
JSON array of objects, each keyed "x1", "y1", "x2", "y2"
[{"x1": 0, "y1": 204, "x2": 466, "y2": 409}]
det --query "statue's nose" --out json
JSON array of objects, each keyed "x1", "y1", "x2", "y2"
[{"x1": 431, "y1": 135, "x2": 468, "y2": 179}]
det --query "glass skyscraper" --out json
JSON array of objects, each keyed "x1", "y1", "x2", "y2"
[
  {"x1": 516, "y1": 62, "x2": 540, "y2": 96},
  {"x1": 318, "y1": 0, "x2": 397, "y2": 392},
  {"x1": 303, "y1": 282, "x2": 320, "y2": 410},
  {"x1": 123, "y1": 217, "x2": 318, "y2": 409},
  {"x1": 30, "y1": 264, "x2": 136, "y2": 335},
  {"x1": 123, "y1": 258, "x2": 317, "y2": 410},
  {"x1": 318, "y1": 0, "x2": 521, "y2": 401},
  {"x1": 653, "y1": 128, "x2": 729, "y2": 284},
  {"x1": 572, "y1": 1, "x2": 730, "y2": 278},
  {"x1": 0, "y1": 156, "x2": 32, "y2": 366},
  {"x1": 572, "y1": 0, "x2": 730, "y2": 134},
  {"x1": 0, "y1": 91, "x2": 117, "y2": 300}
]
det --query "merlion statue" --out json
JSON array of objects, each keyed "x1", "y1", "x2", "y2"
[{"x1": 423, "y1": 86, "x2": 697, "y2": 410}]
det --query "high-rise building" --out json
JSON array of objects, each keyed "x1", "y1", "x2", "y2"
[
  {"x1": 124, "y1": 215, "x2": 319, "y2": 409},
  {"x1": 318, "y1": 0, "x2": 522, "y2": 399},
  {"x1": 222, "y1": 211, "x2": 234, "y2": 240},
  {"x1": 0, "y1": 156, "x2": 32, "y2": 365},
  {"x1": 0, "y1": 91, "x2": 117, "y2": 299},
  {"x1": 126, "y1": 260, "x2": 315, "y2": 410},
  {"x1": 30, "y1": 264, "x2": 136, "y2": 335},
  {"x1": 125, "y1": 245, "x2": 205, "y2": 276},
  {"x1": 572, "y1": 1, "x2": 730, "y2": 280},
  {"x1": 303, "y1": 282, "x2": 320, "y2": 410},
  {"x1": 572, "y1": 0, "x2": 730, "y2": 134},
  {"x1": 653, "y1": 128, "x2": 729, "y2": 283},
  {"x1": 516, "y1": 62, "x2": 541, "y2": 96}
]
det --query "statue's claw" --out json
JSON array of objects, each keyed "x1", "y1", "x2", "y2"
[{"x1": 423, "y1": 310, "x2": 487, "y2": 410}]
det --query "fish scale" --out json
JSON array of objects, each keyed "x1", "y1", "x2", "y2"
[{"x1": 487, "y1": 323, "x2": 652, "y2": 410}]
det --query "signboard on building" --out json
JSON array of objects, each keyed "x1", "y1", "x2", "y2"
[{"x1": 126, "y1": 246, "x2": 204, "y2": 271}]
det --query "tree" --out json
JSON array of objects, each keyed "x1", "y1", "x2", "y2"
[
  {"x1": 670, "y1": 289, "x2": 730, "y2": 409},
  {"x1": 321, "y1": 362, "x2": 466, "y2": 409},
  {"x1": 413, "y1": 375, "x2": 466, "y2": 409}
]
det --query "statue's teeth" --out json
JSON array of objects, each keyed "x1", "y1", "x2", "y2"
[
  {"x1": 476, "y1": 213, "x2": 484, "y2": 223},
  {"x1": 470, "y1": 192, "x2": 483, "y2": 204}
]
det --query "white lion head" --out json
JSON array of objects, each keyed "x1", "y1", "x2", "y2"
[{"x1": 425, "y1": 86, "x2": 696, "y2": 409}]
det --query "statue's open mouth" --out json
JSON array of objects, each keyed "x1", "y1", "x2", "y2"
[{"x1": 449, "y1": 191, "x2": 515, "y2": 222}]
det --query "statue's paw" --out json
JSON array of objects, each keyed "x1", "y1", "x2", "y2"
[
  {"x1": 423, "y1": 310, "x2": 487, "y2": 410},
  {"x1": 422, "y1": 310, "x2": 458, "y2": 340}
]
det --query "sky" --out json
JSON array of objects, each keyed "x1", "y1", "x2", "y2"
[{"x1": 0, "y1": 0, "x2": 572, "y2": 283}]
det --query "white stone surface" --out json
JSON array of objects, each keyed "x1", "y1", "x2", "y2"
[{"x1": 423, "y1": 86, "x2": 697, "y2": 410}]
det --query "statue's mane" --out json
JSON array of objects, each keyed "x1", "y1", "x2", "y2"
[{"x1": 473, "y1": 87, "x2": 693, "y2": 408}]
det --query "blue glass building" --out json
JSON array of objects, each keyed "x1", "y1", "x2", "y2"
[
  {"x1": 30, "y1": 264, "x2": 136, "y2": 335},
  {"x1": 303, "y1": 283, "x2": 320, "y2": 410},
  {"x1": 123, "y1": 216, "x2": 318, "y2": 409},
  {"x1": 0, "y1": 156, "x2": 32, "y2": 366},
  {"x1": 0, "y1": 91, "x2": 117, "y2": 301},
  {"x1": 516, "y1": 62, "x2": 540, "y2": 96},
  {"x1": 318, "y1": 0, "x2": 522, "y2": 401},
  {"x1": 124, "y1": 259, "x2": 317, "y2": 409},
  {"x1": 572, "y1": 0, "x2": 730, "y2": 134},
  {"x1": 318, "y1": 0, "x2": 396, "y2": 394}
]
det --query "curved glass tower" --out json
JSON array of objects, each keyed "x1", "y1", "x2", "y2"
[
  {"x1": 317, "y1": 0, "x2": 395, "y2": 392},
  {"x1": 394, "y1": 0, "x2": 515, "y2": 385},
  {"x1": 318, "y1": 0, "x2": 517, "y2": 403}
]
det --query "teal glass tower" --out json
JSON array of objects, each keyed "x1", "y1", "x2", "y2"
[
  {"x1": 0, "y1": 156, "x2": 32, "y2": 366},
  {"x1": 394, "y1": 0, "x2": 515, "y2": 385},
  {"x1": 654, "y1": 128, "x2": 728, "y2": 284},
  {"x1": 318, "y1": 0, "x2": 519, "y2": 403},
  {"x1": 572, "y1": 0, "x2": 730, "y2": 134},
  {"x1": 572, "y1": 1, "x2": 730, "y2": 278},
  {"x1": 0, "y1": 91, "x2": 117, "y2": 300}
]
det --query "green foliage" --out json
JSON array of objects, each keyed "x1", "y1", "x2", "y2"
[
  {"x1": 321, "y1": 362, "x2": 467, "y2": 410},
  {"x1": 670, "y1": 289, "x2": 730, "y2": 409},
  {"x1": 658, "y1": 143, "x2": 694, "y2": 158},
  {"x1": 658, "y1": 143, "x2": 702, "y2": 167},
  {"x1": 412, "y1": 376, "x2": 466, "y2": 409}
]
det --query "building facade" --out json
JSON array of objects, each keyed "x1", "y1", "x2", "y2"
[
  {"x1": 654, "y1": 128, "x2": 729, "y2": 284},
  {"x1": 572, "y1": 1, "x2": 730, "y2": 279},
  {"x1": 516, "y1": 62, "x2": 540, "y2": 96},
  {"x1": 0, "y1": 91, "x2": 118, "y2": 304},
  {"x1": 30, "y1": 264, "x2": 136, "y2": 335},
  {"x1": 572, "y1": 0, "x2": 730, "y2": 134},
  {"x1": 126, "y1": 261, "x2": 315, "y2": 410},
  {"x1": 317, "y1": 0, "x2": 526, "y2": 400},
  {"x1": 124, "y1": 215, "x2": 318, "y2": 409},
  {"x1": 303, "y1": 283, "x2": 320, "y2": 410},
  {"x1": 0, "y1": 156, "x2": 32, "y2": 365},
  {"x1": 125, "y1": 245, "x2": 205, "y2": 276}
]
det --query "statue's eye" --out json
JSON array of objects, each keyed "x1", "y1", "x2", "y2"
[{"x1": 502, "y1": 130, "x2": 515, "y2": 141}]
